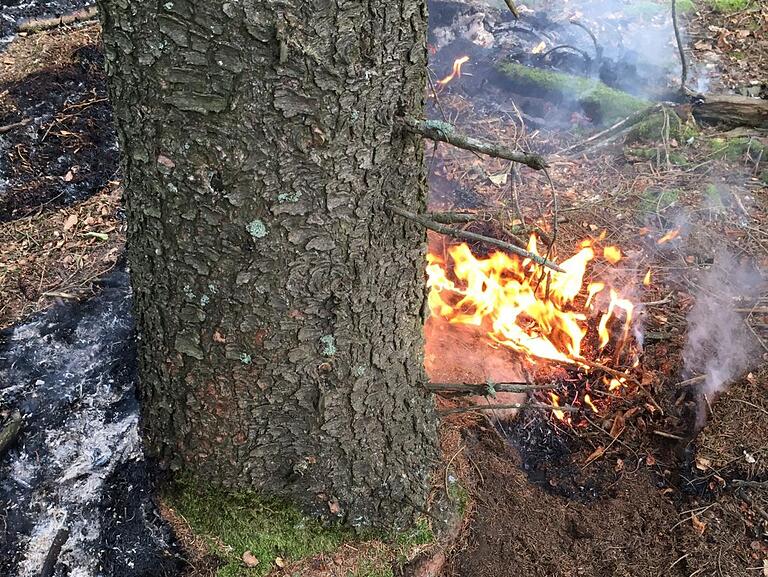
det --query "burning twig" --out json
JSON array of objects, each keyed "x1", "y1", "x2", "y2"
[
  {"x1": 426, "y1": 382, "x2": 558, "y2": 394},
  {"x1": 399, "y1": 116, "x2": 549, "y2": 171},
  {"x1": 386, "y1": 204, "x2": 565, "y2": 272},
  {"x1": 671, "y1": 0, "x2": 689, "y2": 95},
  {"x1": 439, "y1": 402, "x2": 578, "y2": 416}
]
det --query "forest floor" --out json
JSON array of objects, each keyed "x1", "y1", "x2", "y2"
[{"x1": 0, "y1": 1, "x2": 767, "y2": 577}]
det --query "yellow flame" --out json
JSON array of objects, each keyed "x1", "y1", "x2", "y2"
[
  {"x1": 550, "y1": 392, "x2": 566, "y2": 421},
  {"x1": 532, "y1": 41, "x2": 547, "y2": 54},
  {"x1": 437, "y1": 56, "x2": 470, "y2": 86},
  {"x1": 603, "y1": 246, "x2": 622, "y2": 265},
  {"x1": 584, "y1": 393, "x2": 598, "y2": 413},
  {"x1": 643, "y1": 269, "x2": 652, "y2": 286}
]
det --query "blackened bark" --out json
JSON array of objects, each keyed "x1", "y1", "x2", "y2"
[{"x1": 96, "y1": 0, "x2": 437, "y2": 527}]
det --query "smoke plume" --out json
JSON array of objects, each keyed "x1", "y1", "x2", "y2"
[{"x1": 682, "y1": 252, "x2": 764, "y2": 427}]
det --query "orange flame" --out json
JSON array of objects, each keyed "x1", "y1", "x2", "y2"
[
  {"x1": 583, "y1": 393, "x2": 598, "y2": 413},
  {"x1": 550, "y1": 392, "x2": 566, "y2": 421},
  {"x1": 657, "y1": 229, "x2": 680, "y2": 244},
  {"x1": 437, "y1": 56, "x2": 470, "y2": 87},
  {"x1": 426, "y1": 236, "x2": 637, "y2": 367},
  {"x1": 643, "y1": 269, "x2": 652, "y2": 286}
]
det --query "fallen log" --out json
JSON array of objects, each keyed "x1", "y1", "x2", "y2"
[{"x1": 692, "y1": 94, "x2": 768, "y2": 129}]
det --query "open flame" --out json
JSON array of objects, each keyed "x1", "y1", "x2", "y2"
[
  {"x1": 426, "y1": 235, "x2": 639, "y2": 371},
  {"x1": 437, "y1": 56, "x2": 470, "y2": 87}
]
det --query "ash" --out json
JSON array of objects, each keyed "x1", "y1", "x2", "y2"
[
  {"x1": 0, "y1": 0, "x2": 95, "y2": 43},
  {"x1": 0, "y1": 270, "x2": 182, "y2": 577}
]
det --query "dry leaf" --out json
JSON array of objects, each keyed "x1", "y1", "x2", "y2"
[
  {"x1": 584, "y1": 446, "x2": 605, "y2": 465},
  {"x1": 488, "y1": 172, "x2": 508, "y2": 186},
  {"x1": 691, "y1": 514, "x2": 707, "y2": 535},
  {"x1": 275, "y1": 557, "x2": 286, "y2": 568},
  {"x1": 242, "y1": 551, "x2": 260, "y2": 567},
  {"x1": 328, "y1": 498, "x2": 341, "y2": 515},
  {"x1": 695, "y1": 456, "x2": 711, "y2": 471},
  {"x1": 63, "y1": 214, "x2": 78, "y2": 232},
  {"x1": 646, "y1": 453, "x2": 656, "y2": 466},
  {"x1": 63, "y1": 170, "x2": 74, "y2": 182}
]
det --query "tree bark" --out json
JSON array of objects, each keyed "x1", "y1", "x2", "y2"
[
  {"x1": 692, "y1": 94, "x2": 768, "y2": 129},
  {"x1": 96, "y1": 0, "x2": 437, "y2": 527}
]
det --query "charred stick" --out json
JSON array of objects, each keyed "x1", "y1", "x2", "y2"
[
  {"x1": 40, "y1": 526, "x2": 70, "y2": 577},
  {"x1": 503, "y1": 0, "x2": 520, "y2": 19},
  {"x1": 0, "y1": 118, "x2": 31, "y2": 134},
  {"x1": 0, "y1": 410, "x2": 22, "y2": 459},
  {"x1": 400, "y1": 115, "x2": 549, "y2": 171},
  {"x1": 386, "y1": 204, "x2": 565, "y2": 272},
  {"x1": 426, "y1": 382, "x2": 557, "y2": 394},
  {"x1": 671, "y1": 0, "x2": 689, "y2": 94},
  {"x1": 427, "y1": 210, "x2": 551, "y2": 243},
  {"x1": 541, "y1": 45, "x2": 592, "y2": 63},
  {"x1": 439, "y1": 402, "x2": 578, "y2": 416},
  {"x1": 569, "y1": 19, "x2": 602, "y2": 60}
]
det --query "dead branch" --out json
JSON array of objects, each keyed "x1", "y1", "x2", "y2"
[
  {"x1": 426, "y1": 382, "x2": 558, "y2": 394},
  {"x1": 426, "y1": 210, "x2": 551, "y2": 245},
  {"x1": 560, "y1": 104, "x2": 666, "y2": 155},
  {"x1": 671, "y1": 0, "x2": 689, "y2": 94},
  {"x1": 569, "y1": 19, "x2": 602, "y2": 60},
  {"x1": 439, "y1": 402, "x2": 578, "y2": 416},
  {"x1": 0, "y1": 118, "x2": 31, "y2": 134},
  {"x1": 400, "y1": 115, "x2": 549, "y2": 170},
  {"x1": 17, "y1": 6, "x2": 98, "y2": 33},
  {"x1": 386, "y1": 204, "x2": 565, "y2": 272},
  {"x1": 692, "y1": 94, "x2": 768, "y2": 129},
  {"x1": 541, "y1": 45, "x2": 592, "y2": 64},
  {"x1": 0, "y1": 410, "x2": 22, "y2": 459}
]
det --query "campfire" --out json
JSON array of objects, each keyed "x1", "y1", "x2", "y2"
[{"x1": 425, "y1": 233, "x2": 642, "y2": 422}]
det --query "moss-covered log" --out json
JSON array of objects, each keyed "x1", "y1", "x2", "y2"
[
  {"x1": 496, "y1": 62, "x2": 648, "y2": 125},
  {"x1": 692, "y1": 94, "x2": 768, "y2": 129}
]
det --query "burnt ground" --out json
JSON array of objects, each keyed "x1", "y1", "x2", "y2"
[
  {"x1": 0, "y1": 0, "x2": 94, "y2": 41},
  {"x1": 0, "y1": 21, "x2": 117, "y2": 221},
  {"x1": 0, "y1": 2, "x2": 767, "y2": 577}
]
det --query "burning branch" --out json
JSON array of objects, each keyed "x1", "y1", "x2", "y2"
[
  {"x1": 439, "y1": 402, "x2": 578, "y2": 416},
  {"x1": 386, "y1": 204, "x2": 565, "y2": 273},
  {"x1": 400, "y1": 116, "x2": 549, "y2": 171},
  {"x1": 426, "y1": 382, "x2": 557, "y2": 394}
]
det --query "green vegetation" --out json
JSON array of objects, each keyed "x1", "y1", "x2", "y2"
[
  {"x1": 496, "y1": 63, "x2": 648, "y2": 125},
  {"x1": 625, "y1": 111, "x2": 698, "y2": 144},
  {"x1": 168, "y1": 484, "x2": 435, "y2": 577},
  {"x1": 707, "y1": 136, "x2": 766, "y2": 162},
  {"x1": 707, "y1": 0, "x2": 754, "y2": 12},
  {"x1": 637, "y1": 187, "x2": 681, "y2": 220}
]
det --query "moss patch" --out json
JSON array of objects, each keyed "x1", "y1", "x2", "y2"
[
  {"x1": 637, "y1": 187, "x2": 681, "y2": 221},
  {"x1": 167, "y1": 484, "x2": 435, "y2": 577},
  {"x1": 708, "y1": 0, "x2": 754, "y2": 12},
  {"x1": 168, "y1": 484, "x2": 352, "y2": 576},
  {"x1": 626, "y1": 111, "x2": 698, "y2": 144},
  {"x1": 496, "y1": 63, "x2": 648, "y2": 125},
  {"x1": 707, "y1": 136, "x2": 766, "y2": 162}
]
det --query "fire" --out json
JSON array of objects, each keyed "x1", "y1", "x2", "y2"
[
  {"x1": 643, "y1": 269, "x2": 652, "y2": 286},
  {"x1": 437, "y1": 56, "x2": 470, "y2": 87},
  {"x1": 657, "y1": 229, "x2": 680, "y2": 244},
  {"x1": 426, "y1": 236, "x2": 638, "y2": 368},
  {"x1": 531, "y1": 41, "x2": 547, "y2": 54},
  {"x1": 603, "y1": 246, "x2": 622, "y2": 265}
]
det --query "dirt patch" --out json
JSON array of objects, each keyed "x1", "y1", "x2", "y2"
[
  {"x1": 444, "y1": 424, "x2": 685, "y2": 577},
  {"x1": 0, "y1": 24, "x2": 117, "y2": 220}
]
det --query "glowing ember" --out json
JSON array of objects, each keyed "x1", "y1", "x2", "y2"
[
  {"x1": 657, "y1": 229, "x2": 680, "y2": 244},
  {"x1": 437, "y1": 56, "x2": 470, "y2": 87},
  {"x1": 426, "y1": 236, "x2": 638, "y2": 368},
  {"x1": 583, "y1": 393, "x2": 598, "y2": 413},
  {"x1": 531, "y1": 41, "x2": 547, "y2": 54},
  {"x1": 643, "y1": 269, "x2": 652, "y2": 286}
]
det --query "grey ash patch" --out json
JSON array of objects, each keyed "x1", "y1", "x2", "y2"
[{"x1": 0, "y1": 269, "x2": 183, "y2": 577}]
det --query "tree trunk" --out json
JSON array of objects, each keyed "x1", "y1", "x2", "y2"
[
  {"x1": 96, "y1": 0, "x2": 437, "y2": 527},
  {"x1": 692, "y1": 94, "x2": 768, "y2": 129}
]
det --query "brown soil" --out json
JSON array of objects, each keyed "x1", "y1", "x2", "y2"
[{"x1": 444, "y1": 425, "x2": 684, "y2": 577}]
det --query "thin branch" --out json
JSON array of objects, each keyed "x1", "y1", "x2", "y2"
[
  {"x1": 671, "y1": 0, "x2": 689, "y2": 94},
  {"x1": 569, "y1": 19, "x2": 602, "y2": 60},
  {"x1": 439, "y1": 402, "x2": 578, "y2": 416},
  {"x1": 426, "y1": 382, "x2": 558, "y2": 394},
  {"x1": 503, "y1": 0, "x2": 520, "y2": 19},
  {"x1": 541, "y1": 44, "x2": 592, "y2": 63},
  {"x1": 0, "y1": 118, "x2": 31, "y2": 134},
  {"x1": 386, "y1": 204, "x2": 565, "y2": 272},
  {"x1": 400, "y1": 115, "x2": 549, "y2": 171},
  {"x1": 18, "y1": 6, "x2": 98, "y2": 33},
  {"x1": 560, "y1": 103, "x2": 666, "y2": 155}
]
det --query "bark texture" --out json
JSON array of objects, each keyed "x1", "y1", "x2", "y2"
[{"x1": 96, "y1": 0, "x2": 437, "y2": 527}]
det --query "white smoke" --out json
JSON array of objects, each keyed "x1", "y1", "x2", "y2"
[{"x1": 682, "y1": 252, "x2": 764, "y2": 427}]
